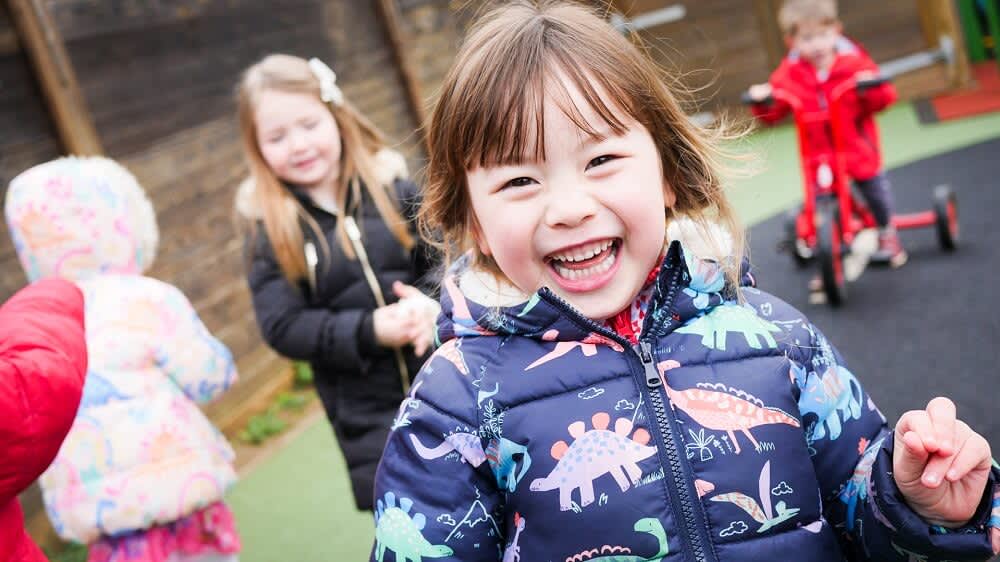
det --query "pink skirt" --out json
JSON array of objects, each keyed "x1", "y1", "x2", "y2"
[{"x1": 87, "y1": 502, "x2": 240, "y2": 562}]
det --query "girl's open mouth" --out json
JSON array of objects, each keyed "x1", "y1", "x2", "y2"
[{"x1": 546, "y1": 238, "x2": 621, "y2": 292}]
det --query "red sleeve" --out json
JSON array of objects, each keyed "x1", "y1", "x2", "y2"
[
  {"x1": 0, "y1": 279, "x2": 87, "y2": 503},
  {"x1": 750, "y1": 61, "x2": 793, "y2": 125},
  {"x1": 852, "y1": 45, "x2": 897, "y2": 114}
]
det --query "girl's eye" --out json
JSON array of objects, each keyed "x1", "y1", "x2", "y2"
[
  {"x1": 502, "y1": 177, "x2": 537, "y2": 190},
  {"x1": 586, "y1": 155, "x2": 618, "y2": 170},
  {"x1": 303, "y1": 120, "x2": 319, "y2": 130},
  {"x1": 266, "y1": 134, "x2": 285, "y2": 144}
]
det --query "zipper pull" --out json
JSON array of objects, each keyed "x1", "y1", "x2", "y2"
[{"x1": 635, "y1": 341, "x2": 662, "y2": 388}]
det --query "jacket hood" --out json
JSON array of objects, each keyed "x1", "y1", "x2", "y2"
[
  {"x1": 5, "y1": 157, "x2": 158, "y2": 281},
  {"x1": 234, "y1": 148, "x2": 409, "y2": 219},
  {"x1": 436, "y1": 218, "x2": 753, "y2": 346}
]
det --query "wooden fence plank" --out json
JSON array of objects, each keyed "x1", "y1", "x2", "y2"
[{"x1": 8, "y1": 0, "x2": 102, "y2": 155}]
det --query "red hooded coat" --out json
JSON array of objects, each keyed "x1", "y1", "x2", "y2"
[
  {"x1": 0, "y1": 279, "x2": 87, "y2": 562},
  {"x1": 751, "y1": 37, "x2": 897, "y2": 180}
]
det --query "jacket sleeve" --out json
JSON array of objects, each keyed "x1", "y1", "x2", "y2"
[
  {"x1": 750, "y1": 64, "x2": 794, "y2": 125},
  {"x1": 246, "y1": 230, "x2": 382, "y2": 371},
  {"x1": 853, "y1": 51, "x2": 897, "y2": 115},
  {"x1": 787, "y1": 318, "x2": 998, "y2": 561},
  {"x1": 371, "y1": 346, "x2": 503, "y2": 561},
  {"x1": 395, "y1": 178, "x2": 441, "y2": 295},
  {"x1": 0, "y1": 278, "x2": 87, "y2": 503},
  {"x1": 156, "y1": 284, "x2": 238, "y2": 404},
  {"x1": 750, "y1": 97, "x2": 793, "y2": 125}
]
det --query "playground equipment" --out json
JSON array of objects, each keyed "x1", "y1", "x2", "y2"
[{"x1": 744, "y1": 75, "x2": 959, "y2": 306}]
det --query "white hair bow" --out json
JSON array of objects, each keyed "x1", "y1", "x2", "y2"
[{"x1": 308, "y1": 57, "x2": 344, "y2": 107}]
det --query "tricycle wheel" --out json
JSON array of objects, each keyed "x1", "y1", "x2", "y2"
[
  {"x1": 816, "y1": 204, "x2": 847, "y2": 307},
  {"x1": 933, "y1": 185, "x2": 958, "y2": 251},
  {"x1": 783, "y1": 207, "x2": 811, "y2": 268}
]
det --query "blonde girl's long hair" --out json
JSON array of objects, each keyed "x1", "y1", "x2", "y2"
[
  {"x1": 237, "y1": 54, "x2": 414, "y2": 283},
  {"x1": 421, "y1": 0, "x2": 745, "y2": 287}
]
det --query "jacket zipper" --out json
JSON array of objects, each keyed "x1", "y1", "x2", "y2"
[
  {"x1": 538, "y1": 286, "x2": 715, "y2": 562},
  {"x1": 636, "y1": 339, "x2": 713, "y2": 562}
]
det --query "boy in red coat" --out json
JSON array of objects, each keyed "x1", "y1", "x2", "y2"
[
  {"x1": 0, "y1": 279, "x2": 87, "y2": 562},
  {"x1": 749, "y1": 0, "x2": 907, "y2": 268}
]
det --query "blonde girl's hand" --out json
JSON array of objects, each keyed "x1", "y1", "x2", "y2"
[
  {"x1": 393, "y1": 282, "x2": 440, "y2": 356},
  {"x1": 373, "y1": 302, "x2": 418, "y2": 349},
  {"x1": 893, "y1": 397, "x2": 993, "y2": 527}
]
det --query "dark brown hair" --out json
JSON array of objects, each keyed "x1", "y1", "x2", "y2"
[{"x1": 421, "y1": 0, "x2": 744, "y2": 282}]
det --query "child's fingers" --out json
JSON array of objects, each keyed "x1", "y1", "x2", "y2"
[
  {"x1": 393, "y1": 282, "x2": 421, "y2": 300},
  {"x1": 413, "y1": 335, "x2": 430, "y2": 357},
  {"x1": 944, "y1": 427, "x2": 991, "y2": 482},
  {"x1": 895, "y1": 430, "x2": 932, "y2": 485},
  {"x1": 926, "y1": 397, "x2": 957, "y2": 456},
  {"x1": 897, "y1": 410, "x2": 939, "y2": 453}
]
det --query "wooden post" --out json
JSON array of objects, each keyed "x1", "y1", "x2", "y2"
[
  {"x1": 917, "y1": 0, "x2": 972, "y2": 88},
  {"x1": 753, "y1": 0, "x2": 786, "y2": 71},
  {"x1": 8, "y1": 0, "x2": 103, "y2": 155},
  {"x1": 373, "y1": 0, "x2": 428, "y2": 151}
]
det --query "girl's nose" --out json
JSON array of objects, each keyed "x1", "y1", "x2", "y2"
[
  {"x1": 289, "y1": 130, "x2": 308, "y2": 152},
  {"x1": 544, "y1": 182, "x2": 598, "y2": 228}
]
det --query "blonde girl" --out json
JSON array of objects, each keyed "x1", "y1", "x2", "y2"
[{"x1": 236, "y1": 54, "x2": 438, "y2": 511}]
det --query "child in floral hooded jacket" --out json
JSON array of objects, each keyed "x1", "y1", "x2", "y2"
[
  {"x1": 369, "y1": 3, "x2": 1000, "y2": 562},
  {"x1": 5, "y1": 157, "x2": 241, "y2": 562}
]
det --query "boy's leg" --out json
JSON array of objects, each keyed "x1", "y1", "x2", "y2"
[{"x1": 856, "y1": 173, "x2": 907, "y2": 267}]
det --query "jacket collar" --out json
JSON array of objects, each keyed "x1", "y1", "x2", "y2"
[{"x1": 436, "y1": 219, "x2": 753, "y2": 346}]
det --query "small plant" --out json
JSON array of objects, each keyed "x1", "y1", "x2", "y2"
[
  {"x1": 276, "y1": 391, "x2": 310, "y2": 411},
  {"x1": 44, "y1": 542, "x2": 87, "y2": 562},
  {"x1": 239, "y1": 407, "x2": 287, "y2": 445},
  {"x1": 293, "y1": 361, "x2": 314, "y2": 388}
]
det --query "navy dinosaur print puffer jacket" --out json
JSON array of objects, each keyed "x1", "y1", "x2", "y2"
[{"x1": 371, "y1": 238, "x2": 999, "y2": 562}]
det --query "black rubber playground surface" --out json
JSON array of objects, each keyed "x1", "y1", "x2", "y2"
[{"x1": 747, "y1": 138, "x2": 999, "y2": 452}]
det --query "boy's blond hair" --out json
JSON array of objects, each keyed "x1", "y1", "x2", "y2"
[{"x1": 778, "y1": 0, "x2": 839, "y2": 36}]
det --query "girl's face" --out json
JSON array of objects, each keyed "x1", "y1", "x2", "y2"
[
  {"x1": 466, "y1": 72, "x2": 673, "y2": 321},
  {"x1": 254, "y1": 89, "x2": 342, "y2": 190}
]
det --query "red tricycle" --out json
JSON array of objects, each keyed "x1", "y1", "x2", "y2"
[{"x1": 743, "y1": 77, "x2": 959, "y2": 306}]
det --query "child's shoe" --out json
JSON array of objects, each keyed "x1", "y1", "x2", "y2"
[{"x1": 871, "y1": 228, "x2": 907, "y2": 268}]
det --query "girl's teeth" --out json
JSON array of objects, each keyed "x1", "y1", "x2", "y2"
[
  {"x1": 553, "y1": 246, "x2": 617, "y2": 279},
  {"x1": 552, "y1": 239, "x2": 613, "y2": 263}
]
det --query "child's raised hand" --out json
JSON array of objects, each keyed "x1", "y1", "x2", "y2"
[
  {"x1": 854, "y1": 69, "x2": 878, "y2": 82},
  {"x1": 748, "y1": 83, "x2": 773, "y2": 102},
  {"x1": 893, "y1": 397, "x2": 993, "y2": 527}
]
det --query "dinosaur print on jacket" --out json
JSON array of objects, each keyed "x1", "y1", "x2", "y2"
[
  {"x1": 530, "y1": 413, "x2": 656, "y2": 511},
  {"x1": 562, "y1": 517, "x2": 670, "y2": 561},
  {"x1": 675, "y1": 304, "x2": 783, "y2": 351},
  {"x1": 375, "y1": 492, "x2": 453, "y2": 562},
  {"x1": 409, "y1": 432, "x2": 486, "y2": 466},
  {"x1": 662, "y1": 377, "x2": 801, "y2": 455},
  {"x1": 797, "y1": 365, "x2": 864, "y2": 441},
  {"x1": 710, "y1": 461, "x2": 800, "y2": 533},
  {"x1": 502, "y1": 512, "x2": 525, "y2": 562},
  {"x1": 839, "y1": 437, "x2": 884, "y2": 531}
]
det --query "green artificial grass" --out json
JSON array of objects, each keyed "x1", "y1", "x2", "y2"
[
  {"x1": 226, "y1": 102, "x2": 1000, "y2": 562},
  {"x1": 228, "y1": 421, "x2": 375, "y2": 561}
]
